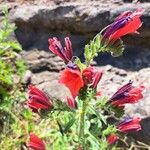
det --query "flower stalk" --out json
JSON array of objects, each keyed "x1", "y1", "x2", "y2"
[{"x1": 79, "y1": 100, "x2": 87, "y2": 148}]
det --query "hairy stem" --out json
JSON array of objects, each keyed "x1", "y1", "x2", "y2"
[{"x1": 79, "y1": 100, "x2": 87, "y2": 148}]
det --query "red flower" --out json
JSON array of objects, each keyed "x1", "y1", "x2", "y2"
[
  {"x1": 82, "y1": 67, "x2": 94, "y2": 85},
  {"x1": 110, "y1": 81, "x2": 144, "y2": 107},
  {"x1": 103, "y1": 9, "x2": 144, "y2": 42},
  {"x1": 92, "y1": 71, "x2": 103, "y2": 89},
  {"x1": 48, "y1": 37, "x2": 73, "y2": 64},
  {"x1": 59, "y1": 68, "x2": 84, "y2": 98},
  {"x1": 67, "y1": 97, "x2": 77, "y2": 109},
  {"x1": 82, "y1": 66, "x2": 103, "y2": 89},
  {"x1": 28, "y1": 133, "x2": 46, "y2": 150},
  {"x1": 107, "y1": 134, "x2": 119, "y2": 145},
  {"x1": 27, "y1": 85, "x2": 53, "y2": 112},
  {"x1": 117, "y1": 117, "x2": 141, "y2": 133}
]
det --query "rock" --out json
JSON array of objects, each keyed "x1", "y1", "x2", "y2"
[
  {"x1": 22, "y1": 70, "x2": 32, "y2": 85},
  {"x1": 31, "y1": 71, "x2": 59, "y2": 85},
  {"x1": 21, "y1": 49, "x2": 65, "y2": 72},
  {"x1": 30, "y1": 71, "x2": 71, "y2": 101},
  {"x1": 39, "y1": 80, "x2": 71, "y2": 101},
  {"x1": 9, "y1": 2, "x2": 150, "y2": 52},
  {"x1": 13, "y1": 74, "x2": 20, "y2": 84},
  {"x1": 115, "y1": 69, "x2": 127, "y2": 76},
  {"x1": 135, "y1": 117, "x2": 150, "y2": 145}
]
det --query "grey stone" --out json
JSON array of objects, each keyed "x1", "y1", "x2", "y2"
[
  {"x1": 22, "y1": 49, "x2": 65, "y2": 72},
  {"x1": 22, "y1": 70, "x2": 32, "y2": 85},
  {"x1": 9, "y1": 2, "x2": 150, "y2": 51}
]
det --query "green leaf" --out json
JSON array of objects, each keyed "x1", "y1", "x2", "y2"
[
  {"x1": 0, "y1": 41, "x2": 22, "y2": 51},
  {"x1": 86, "y1": 131, "x2": 100, "y2": 149},
  {"x1": 15, "y1": 59, "x2": 26, "y2": 76},
  {"x1": 88, "y1": 106, "x2": 107, "y2": 125},
  {"x1": 0, "y1": 60, "x2": 13, "y2": 85},
  {"x1": 22, "y1": 109, "x2": 33, "y2": 120},
  {"x1": 7, "y1": 41, "x2": 22, "y2": 51},
  {"x1": 99, "y1": 139, "x2": 109, "y2": 150},
  {"x1": 108, "y1": 39, "x2": 124, "y2": 57},
  {"x1": 53, "y1": 99, "x2": 72, "y2": 112},
  {"x1": 57, "y1": 120, "x2": 64, "y2": 136},
  {"x1": 74, "y1": 57, "x2": 86, "y2": 71},
  {"x1": 96, "y1": 96, "x2": 108, "y2": 109},
  {"x1": 102, "y1": 125, "x2": 117, "y2": 136},
  {"x1": 95, "y1": 35, "x2": 100, "y2": 49},
  {"x1": 84, "y1": 44, "x2": 92, "y2": 63},
  {"x1": 89, "y1": 119, "x2": 102, "y2": 136},
  {"x1": 64, "y1": 116, "x2": 76, "y2": 133},
  {"x1": 110, "y1": 105, "x2": 125, "y2": 118},
  {"x1": 84, "y1": 35, "x2": 103, "y2": 65},
  {"x1": 0, "y1": 29, "x2": 14, "y2": 42}
]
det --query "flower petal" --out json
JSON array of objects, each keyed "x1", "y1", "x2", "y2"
[
  {"x1": 28, "y1": 133, "x2": 46, "y2": 150},
  {"x1": 59, "y1": 68, "x2": 84, "y2": 98},
  {"x1": 27, "y1": 85, "x2": 53, "y2": 112},
  {"x1": 117, "y1": 117, "x2": 141, "y2": 133},
  {"x1": 107, "y1": 134, "x2": 119, "y2": 145},
  {"x1": 67, "y1": 97, "x2": 77, "y2": 109}
]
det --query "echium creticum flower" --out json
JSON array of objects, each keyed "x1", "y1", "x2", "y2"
[
  {"x1": 117, "y1": 117, "x2": 141, "y2": 133},
  {"x1": 27, "y1": 85, "x2": 53, "y2": 113},
  {"x1": 101, "y1": 9, "x2": 144, "y2": 56},
  {"x1": 109, "y1": 81, "x2": 144, "y2": 107},
  {"x1": 107, "y1": 134, "x2": 119, "y2": 145},
  {"x1": 82, "y1": 66, "x2": 103, "y2": 89},
  {"x1": 28, "y1": 133, "x2": 46, "y2": 150},
  {"x1": 107, "y1": 117, "x2": 141, "y2": 145},
  {"x1": 48, "y1": 37, "x2": 77, "y2": 69},
  {"x1": 48, "y1": 37, "x2": 103, "y2": 109},
  {"x1": 58, "y1": 66, "x2": 103, "y2": 109},
  {"x1": 58, "y1": 68, "x2": 83, "y2": 109}
]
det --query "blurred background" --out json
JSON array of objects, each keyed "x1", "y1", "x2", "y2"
[{"x1": 0, "y1": 0, "x2": 150, "y2": 148}]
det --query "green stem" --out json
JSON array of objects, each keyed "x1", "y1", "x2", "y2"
[{"x1": 79, "y1": 100, "x2": 87, "y2": 148}]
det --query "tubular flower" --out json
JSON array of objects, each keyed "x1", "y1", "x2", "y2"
[
  {"x1": 110, "y1": 81, "x2": 144, "y2": 107},
  {"x1": 82, "y1": 67, "x2": 95, "y2": 85},
  {"x1": 59, "y1": 68, "x2": 84, "y2": 98},
  {"x1": 92, "y1": 70, "x2": 103, "y2": 89},
  {"x1": 117, "y1": 117, "x2": 141, "y2": 133},
  {"x1": 107, "y1": 134, "x2": 119, "y2": 145},
  {"x1": 28, "y1": 133, "x2": 46, "y2": 150},
  {"x1": 27, "y1": 85, "x2": 53, "y2": 112},
  {"x1": 102, "y1": 9, "x2": 144, "y2": 42},
  {"x1": 48, "y1": 37, "x2": 73, "y2": 64},
  {"x1": 67, "y1": 97, "x2": 77, "y2": 109},
  {"x1": 82, "y1": 66, "x2": 103, "y2": 89}
]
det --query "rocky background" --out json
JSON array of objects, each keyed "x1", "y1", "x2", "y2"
[{"x1": 0, "y1": 0, "x2": 150, "y2": 145}]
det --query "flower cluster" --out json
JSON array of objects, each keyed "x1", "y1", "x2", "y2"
[
  {"x1": 102, "y1": 9, "x2": 144, "y2": 44},
  {"x1": 26, "y1": 8, "x2": 145, "y2": 150},
  {"x1": 106, "y1": 80, "x2": 144, "y2": 144},
  {"x1": 107, "y1": 117, "x2": 142, "y2": 145},
  {"x1": 27, "y1": 85, "x2": 53, "y2": 113},
  {"x1": 48, "y1": 37, "x2": 73, "y2": 64},
  {"x1": 59, "y1": 66, "x2": 103, "y2": 109},
  {"x1": 110, "y1": 81, "x2": 144, "y2": 107}
]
